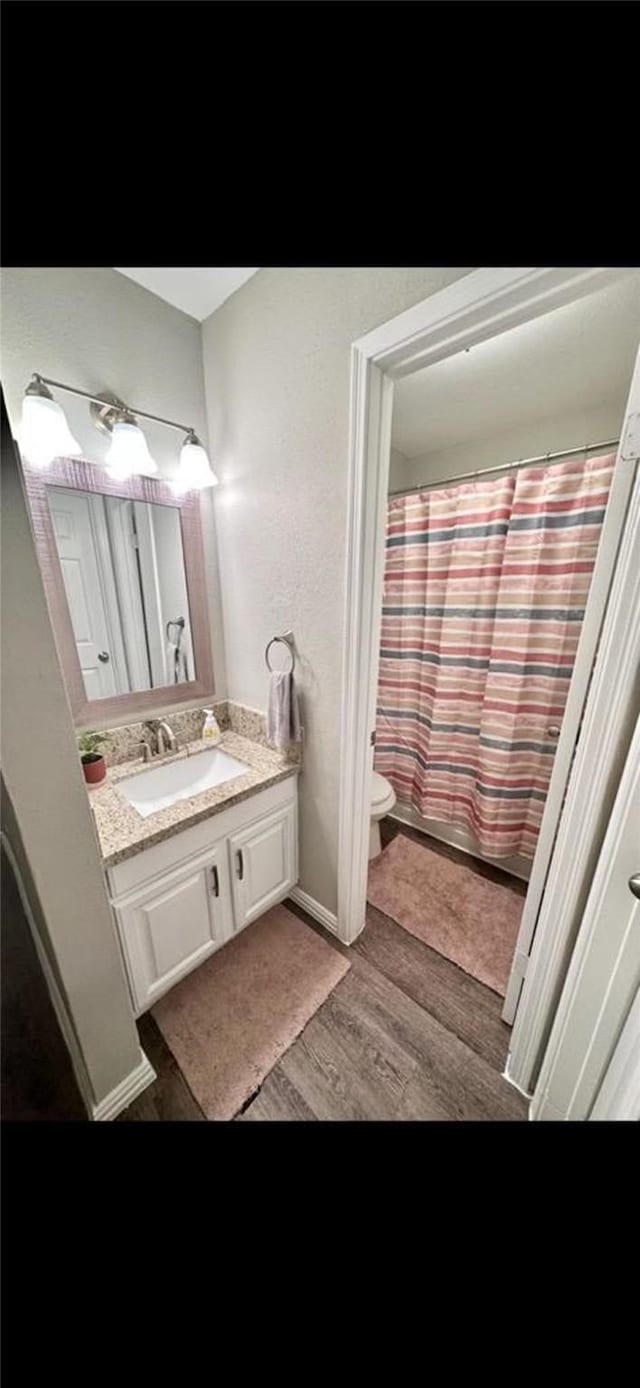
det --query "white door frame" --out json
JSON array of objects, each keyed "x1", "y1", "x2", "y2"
[
  {"x1": 503, "y1": 349, "x2": 640, "y2": 1027},
  {"x1": 532, "y1": 710, "x2": 640, "y2": 1121},
  {"x1": 508, "y1": 443, "x2": 639, "y2": 1095},
  {"x1": 338, "y1": 266, "x2": 640, "y2": 1094}
]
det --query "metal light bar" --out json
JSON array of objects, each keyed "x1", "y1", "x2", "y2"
[{"x1": 31, "y1": 373, "x2": 195, "y2": 436}]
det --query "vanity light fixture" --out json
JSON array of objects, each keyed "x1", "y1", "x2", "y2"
[
  {"x1": 104, "y1": 409, "x2": 158, "y2": 478},
  {"x1": 20, "y1": 373, "x2": 217, "y2": 489},
  {"x1": 19, "y1": 377, "x2": 82, "y2": 467},
  {"x1": 175, "y1": 431, "x2": 219, "y2": 491}
]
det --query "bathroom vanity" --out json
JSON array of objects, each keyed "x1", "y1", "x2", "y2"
[
  {"x1": 20, "y1": 449, "x2": 301, "y2": 1018},
  {"x1": 90, "y1": 730, "x2": 299, "y2": 1014}
]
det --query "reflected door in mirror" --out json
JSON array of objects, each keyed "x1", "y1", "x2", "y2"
[
  {"x1": 46, "y1": 486, "x2": 195, "y2": 701},
  {"x1": 47, "y1": 488, "x2": 121, "y2": 699}
]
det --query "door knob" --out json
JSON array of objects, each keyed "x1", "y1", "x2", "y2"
[
  {"x1": 98, "y1": 651, "x2": 110, "y2": 663},
  {"x1": 629, "y1": 874, "x2": 640, "y2": 901}
]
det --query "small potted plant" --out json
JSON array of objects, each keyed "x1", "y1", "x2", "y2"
[{"x1": 78, "y1": 731, "x2": 109, "y2": 786}]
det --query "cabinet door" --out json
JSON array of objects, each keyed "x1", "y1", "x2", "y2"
[
  {"x1": 229, "y1": 802, "x2": 297, "y2": 933},
  {"x1": 115, "y1": 841, "x2": 231, "y2": 1013}
]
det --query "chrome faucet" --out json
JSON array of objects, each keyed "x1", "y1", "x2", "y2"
[{"x1": 144, "y1": 719, "x2": 177, "y2": 756}]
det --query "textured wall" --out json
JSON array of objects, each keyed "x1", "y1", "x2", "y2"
[
  {"x1": 201, "y1": 267, "x2": 473, "y2": 913},
  {"x1": 1, "y1": 267, "x2": 208, "y2": 475},
  {"x1": 388, "y1": 448, "x2": 411, "y2": 493},
  {"x1": 1, "y1": 415, "x2": 142, "y2": 1105},
  {"x1": 0, "y1": 266, "x2": 227, "y2": 707},
  {"x1": 401, "y1": 401, "x2": 626, "y2": 490}
]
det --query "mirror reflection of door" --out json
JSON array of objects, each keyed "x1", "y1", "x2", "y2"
[
  {"x1": 46, "y1": 488, "x2": 123, "y2": 699},
  {"x1": 46, "y1": 486, "x2": 194, "y2": 701}
]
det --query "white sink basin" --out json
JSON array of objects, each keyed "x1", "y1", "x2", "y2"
[{"x1": 118, "y1": 747, "x2": 250, "y2": 818}]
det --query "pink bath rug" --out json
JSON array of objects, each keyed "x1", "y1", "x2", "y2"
[
  {"x1": 367, "y1": 833, "x2": 523, "y2": 996},
  {"x1": 152, "y1": 904, "x2": 350, "y2": 1120}
]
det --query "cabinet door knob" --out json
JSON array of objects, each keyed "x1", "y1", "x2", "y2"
[
  {"x1": 547, "y1": 725, "x2": 561, "y2": 739},
  {"x1": 98, "y1": 651, "x2": 110, "y2": 663},
  {"x1": 236, "y1": 849, "x2": 244, "y2": 881},
  {"x1": 210, "y1": 864, "x2": 219, "y2": 897},
  {"x1": 629, "y1": 874, "x2": 640, "y2": 901}
]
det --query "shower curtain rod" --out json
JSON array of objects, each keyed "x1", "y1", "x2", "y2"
[{"x1": 388, "y1": 437, "x2": 620, "y2": 499}]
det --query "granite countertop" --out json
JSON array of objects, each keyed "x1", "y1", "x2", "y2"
[{"x1": 89, "y1": 730, "x2": 299, "y2": 869}]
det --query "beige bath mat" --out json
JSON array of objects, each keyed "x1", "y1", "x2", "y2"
[
  {"x1": 367, "y1": 832, "x2": 523, "y2": 996},
  {"x1": 152, "y1": 904, "x2": 350, "y2": 1119}
]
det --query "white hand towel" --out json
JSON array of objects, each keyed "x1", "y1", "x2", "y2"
[{"x1": 267, "y1": 671, "x2": 302, "y2": 749}]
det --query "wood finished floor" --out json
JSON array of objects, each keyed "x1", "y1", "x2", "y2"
[{"x1": 119, "y1": 822, "x2": 528, "y2": 1123}]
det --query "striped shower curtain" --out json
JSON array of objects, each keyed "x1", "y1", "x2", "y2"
[{"x1": 375, "y1": 453, "x2": 615, "y2": 860}]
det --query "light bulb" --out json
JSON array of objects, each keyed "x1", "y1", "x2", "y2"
[
  {"x1": 20, "y1": 383, "x2": 82, "y2": 467},
  {"x1": 175, "y1": 433, "x2": 219, "y2": 491},
  {"x1": 105, "y1": 417, "x2": 157, "y2": 478}
]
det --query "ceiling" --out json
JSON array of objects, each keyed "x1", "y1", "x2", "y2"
[
  {"x1": 392, "y1": 274, "x2": 640, "y2": 459},
  {"x1": 114, "y1": 267, "x2": 259, "y2": 322}
]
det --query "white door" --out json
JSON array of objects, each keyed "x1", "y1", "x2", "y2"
[
  {"x1": 229, "y1": 803, "x2": 298, "y2": 934},
  {"x1": 115, "y1": 841, "x2": 232, "y2": 1013},
  {"x1": 103, "y1": 496, "x2": 151, "y2": 692},
  {"x1": 503, "y1": 348, "x2": 640, "y2": 1024},
  {"x1": 532, "y1": 713, "x2": 640, "y2": 1120},
  {"x1": 47, "y1": 488, "x2": 118, "y2": 700},
  {"x1": 590, "y1": 988, "x2": 640, "y2": 1121}
]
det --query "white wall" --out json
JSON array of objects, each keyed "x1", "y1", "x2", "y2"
[
  {"x1": 391, "y1": 274, "x2": 640, "y2": 461},
  {"x1": 201, "y1": 267, "x2": 473, "y2": 913},
  {"x1": 0, "y1": 266, "x2": 227, "y2": 710},
  {"x1": 1, "y1": 416, "x2": 142, "y2": 1107},
  {"x1": 402, "y1": 401, "x2": 625, "y2": 492},
  {"x1": 388, "y1": 447, "x2": 411, "y2": 493}
]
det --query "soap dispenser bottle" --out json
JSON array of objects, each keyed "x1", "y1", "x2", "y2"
[{"x1": 202, "y1": 708, "x2": 221, "y2": 745}]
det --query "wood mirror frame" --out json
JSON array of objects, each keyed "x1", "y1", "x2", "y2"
[{"x1": 22, "y1": 454, "x2": 214, "y2": 726}]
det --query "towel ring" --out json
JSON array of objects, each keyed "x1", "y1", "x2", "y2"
[
  {"x1": 265, "y1": 634, "x2": 295, "y2": 674},
  {"x1": 166, "y1": 616, "x2": 185, "y2": 643}
]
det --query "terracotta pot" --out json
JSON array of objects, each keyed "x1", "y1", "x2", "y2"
[{"x1": 82, "y1": 754, "x2": 106, "y2": 786}]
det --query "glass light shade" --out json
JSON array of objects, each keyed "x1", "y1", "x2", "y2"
[
  {"x1": 105, "y1": 420, "x2": 157, "y2": 478},
  {"x1": 20, "y1": 393, "x2": 82, "y2": 467},
  {"x1": 176, "y1": 437, "x2": 219, "y2": 490}
]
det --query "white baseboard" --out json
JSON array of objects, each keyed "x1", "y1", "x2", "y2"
[
  {"x1": 288, "y1": 886, "x2": 340, "y2": 938},
  {"x1": 503, "y1": 1052, "x2": 533, "y2": 1106},
  {"x1": 92, "y1": 1050, "x2": 156, "y2": 1121},
  {"x1": 529, "y1": 1092, "x2": 565, "y2": 1121}
]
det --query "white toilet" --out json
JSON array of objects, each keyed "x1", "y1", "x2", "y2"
[{"x1": 369, "y1": 771, "x2": 396, "y2": 859}]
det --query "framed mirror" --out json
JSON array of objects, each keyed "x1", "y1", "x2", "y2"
[{"x1": 23, "y1": 456, "x2": 214, "y2": 725}]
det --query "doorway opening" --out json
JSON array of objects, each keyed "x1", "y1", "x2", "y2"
[{"x1": 339, "y1": 267, "x2": 640, "y2": 1096}]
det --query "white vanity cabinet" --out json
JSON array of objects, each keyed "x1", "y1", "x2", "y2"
[
  {"x1": 113, "y1": 840, "x2": 232, "y2": 1013},
  {"x1": 229, "y1": 802, "x2": 297, "y2": 933},
  {"x1": 107, "y1": 777, "x2": 298, "y2": 1015}
]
